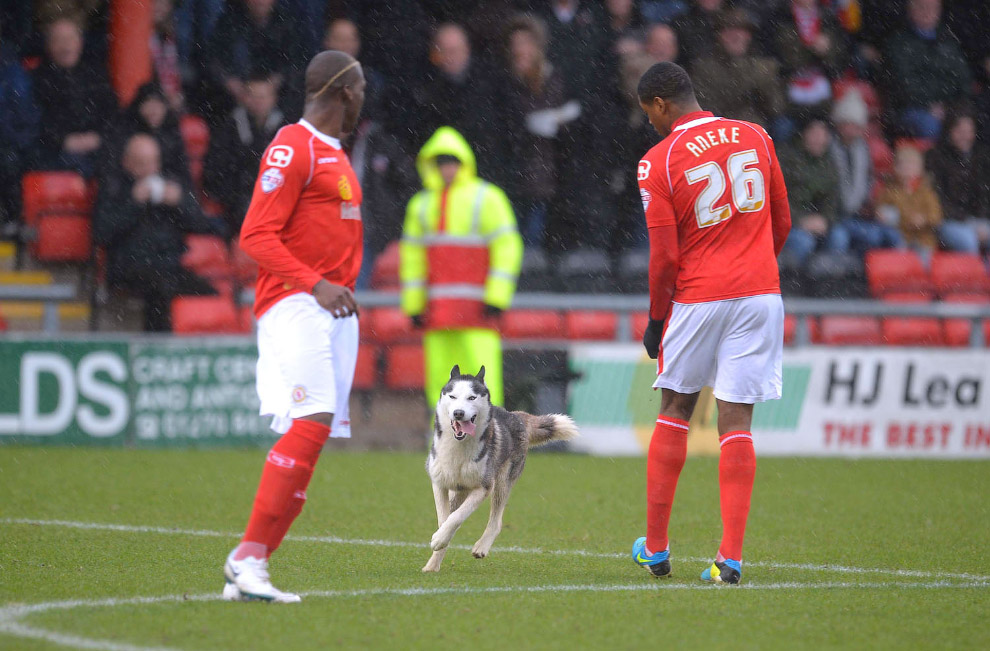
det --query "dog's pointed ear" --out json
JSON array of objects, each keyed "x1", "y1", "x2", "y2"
[
  {"x1": 450, "y1": 365, "x2": 460, "y2": 379},
  {"x1": 477, "y1": 365, "x2": 486, "y2": 382}
]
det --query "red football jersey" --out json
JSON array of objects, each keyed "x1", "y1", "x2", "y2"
[
  {"x1": 240, "y1": 119, "x2": 363, "y2": 318},
  {"x1": 638, "y1": 111, "x2": 788, "y2": 304}
]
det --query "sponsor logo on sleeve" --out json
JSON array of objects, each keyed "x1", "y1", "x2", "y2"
[
  {"x1": 260, "y1": 167, "x2": 284, "y2": 193},
  {"x1": 640, "y1": 187, "x2": 652, "y2": 211},
  {"x1": 266, "y1": 145, "x2": 294, "y2": 168},
  {"x1": 637, "y1": 159, "x2": 651, "y2": 181}
]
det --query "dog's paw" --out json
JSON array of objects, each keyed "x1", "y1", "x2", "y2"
[
  {"x1": 430, "y1": 528, "x2": 451, "y2": 551},
  {"x1": 471, "y1": 539, "x2": 492, "y2": 559},
  {"x1": 422, "y1": 560, "x2": 442, "y2": 573}
]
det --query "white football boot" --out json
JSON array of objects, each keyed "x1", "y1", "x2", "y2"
[{"x1": 223, "y1": 554, "x2": 301, "y2": 603}]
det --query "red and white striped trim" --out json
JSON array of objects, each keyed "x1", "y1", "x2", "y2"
[
  {"x1": 719, "y1": 432, "x2": 753, "y2": 448},
  {"x1": 655, "y1": 417, "x2": 689, "y2": 432}
]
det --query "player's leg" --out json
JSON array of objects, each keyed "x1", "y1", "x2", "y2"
[
  {"x1": 636, "y1": 301, "x2": 718, "y2": 576},
  {"x1": 703, "y1": 295, "x2": 784, "y2": 584}
]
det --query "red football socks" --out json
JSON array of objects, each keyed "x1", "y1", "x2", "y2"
[
  {"x1": 235, "y1": 419, "x2": 330, "y2": 560},
  {"x1": 717, "y1": 431, "x2": 756, "y2": 562},
  {"x1": 646, "y1": 415, "x2": 689, "y2": 554}
]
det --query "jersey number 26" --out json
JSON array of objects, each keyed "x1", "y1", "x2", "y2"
[{"x1": 684, "y1": 149, "x2": 765, "y2": 228}]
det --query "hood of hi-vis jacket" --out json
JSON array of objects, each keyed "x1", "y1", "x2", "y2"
[{"x1": 416, "y1": 126, "x2": 478, "y2": 191}]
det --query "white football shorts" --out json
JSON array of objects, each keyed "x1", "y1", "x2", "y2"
[
  {"x1": 653, "y1": 293, "x2": 783, "y2": 404},
  {"x1": 255, "y1": 292, "x2": 358, "y2": 436}
]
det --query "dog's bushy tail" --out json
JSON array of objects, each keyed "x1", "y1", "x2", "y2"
[{"x1": 521, "y1": 413, "x2": 579, "y2": 447}]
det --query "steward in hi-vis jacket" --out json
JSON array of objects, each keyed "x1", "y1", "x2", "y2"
[{"x1": 400, "y1": 126, "x2": 523, "y2": 408}]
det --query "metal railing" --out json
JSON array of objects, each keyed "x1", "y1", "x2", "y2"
[
  {"x1": 241, "y1": 290, "x2": 990, "y2": 348},
  {"x1": 0, "y1": 284, "x2": 78, "y2": 334}
]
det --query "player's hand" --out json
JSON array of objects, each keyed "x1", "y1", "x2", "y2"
[
  {"x1": 313, "y1": 279, "x2": 358, "y2": 318},
  {"x1": 643, "y1": 318, "x2": 663, "y2": 360}
]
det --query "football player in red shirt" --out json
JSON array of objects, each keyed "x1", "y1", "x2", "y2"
[
  {"x1": 630, "y1": 62, "x2": 791, "y2": 584},
  {"x1": 223, "y1": 50, "x2": 366, "y2": 603}
]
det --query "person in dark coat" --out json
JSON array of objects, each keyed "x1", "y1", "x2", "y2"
[
  {"x1": 103, "y1": 82, "x2": 192, "y2": 191},
  {"x1": 33, "y1": 16, "x2": 117, "y2": 178},
  {"x1": 94, "y1": 134, "x2": 218, "y2": 332},
  {"x1": 203, "y1": 71, "x2": 287, "y2": 236},
  {"x1": 926, "y1": 107, "x2": 990, "y2": 253},
  {"x1": 0, "y1": 31, "x2": 38, "y2": 233},
  {"x1": 883, "y1": 0, "x2": 972, "y2": 139},
  {"x1": 671, "y1": 0, "x2": 724, "y2": 65},
  {"x1": 780, "y1": 118, "x2": 840, "y2": 264},
  {"x1": 501, "y1": 14, "x2": 575, "y2": 248},
  {"x1": 202, "y1": 0, "x2": 310, "y2": 123}
]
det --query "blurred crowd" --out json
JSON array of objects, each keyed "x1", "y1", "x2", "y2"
[{"x1": 1, "y1": 0, "x2": 989, "y2": 303}]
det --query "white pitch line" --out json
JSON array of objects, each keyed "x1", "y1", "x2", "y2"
[
  {"x1": 2, "y1": 581, "x2": 990, "y2": 651},
  {"x1": 3, "y1": 517, "x2": 989, "y2": 583}
]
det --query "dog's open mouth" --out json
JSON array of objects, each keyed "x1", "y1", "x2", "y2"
[{"x1": 451, "y1": 416, "x2": 477, "y2": 440}]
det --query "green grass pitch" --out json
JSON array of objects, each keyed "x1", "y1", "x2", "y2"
[{"x1": 1, "y1": 447, "x2": 989, "y2": 650}]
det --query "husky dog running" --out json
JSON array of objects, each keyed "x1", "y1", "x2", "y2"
[{"x1": 422, "y1": 365, "x2": 578, "y2": 572}]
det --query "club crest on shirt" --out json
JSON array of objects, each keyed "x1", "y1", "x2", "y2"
[
  {"x1": 291, "y1": 385, "x2": 307, "y2": 403},
  {"x1": 338, "y1": 175, "x2": 353, "y2": 201},
  {"x1": 637, "y1": 159, "x2": 651, "y2": 181},
  {"x1": 261, "y1": 167, "x2": 284, "y2": 193},
  {"x1": 640, "y1": 187, "x2": 652, "y2": 211}
]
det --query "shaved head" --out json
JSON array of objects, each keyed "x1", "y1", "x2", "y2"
[{"x1": 305, "y1": 50, "x2": 361, "y2": 99}]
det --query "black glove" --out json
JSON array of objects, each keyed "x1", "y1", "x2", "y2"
[
  {"x1": 410, "y1": 314, "x2": 424, "y2": 329},
  {"x1": 643, "y1": 318, "x2": 664, "y2": 359},
  {"x1": 482, "y1": 304, "x2": 503, "y2": 319}
]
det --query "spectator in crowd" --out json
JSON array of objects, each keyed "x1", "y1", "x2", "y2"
[
  {"x1": 0, "y1": 22, "x2": 38, "y2": 235},
  {"x1": 94, "y1": 133, "x2": 218, "y2": 332},
  {"x1": 150, "y1": 0, "x2": 189, "y2": 112},
  {"x1": 691, "y1": 9, "x2": 785, "y2": 130},
  {"x1": 781, "y1": 118, "x2": 839, "y2": 264},
  {"x1": 883, "y1": 0, "x2": 971, "y2": 139},
  {"x1": 671, "y1": 0, "x2": 724, "y2": 65},
  {"x1": 640, "y1": 0, "x2": 689, "y2": 25},
  {"x1": 320, "y1": 18, "x2": 384, "y2": 121},
  {"x1": 771, "y1": 0, "x2": 848, "y2": 126},
  {"x1": 33, "y1": 15, "x2": 117, "y2": 178},
  {"x1": 875, "y1": 144, "x2": 942, "y2": 259},
  {"x1": 104, "y1": 82, "x2": 192, "y2": 191},
  {"x1": 605, "y1": 0, "x2": 643, "y2": 39},
  {"x1": 926, "y1": 108, "x2": 990, "y2": 253},
  {"x1": 203, "y1": 71, "x2": 287, "y2": 236},
  {"x1": 400, "y1": 23, "x2": 503, "y2": 185},
  {"x1": 502, "y1": 14, "x2": 574, "y2": 248},
  {"x1": 204, "y1": 0, "x2": 309, "y2": 122},
  {"x1": 644, "y1": 22, "x2": 680, "y2": 64},
  {"x1": 827, "y1": 89, "x2": 903, "y2": 255}
]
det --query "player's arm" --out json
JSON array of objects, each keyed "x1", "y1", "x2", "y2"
[
  {"x1": 480, "y1": 185, "x2": 522, "y2": 315},
  {"x1": 239, "y1": 140, "x2": 356, "y2": 317},
  {"x1": 639, "y1": 161, "x2": 679, "y2": 359},
  {"x1": 766, "y1": 136, "x2": 792, "y2": 257}
]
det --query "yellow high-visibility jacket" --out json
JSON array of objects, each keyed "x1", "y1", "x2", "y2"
[{"x1": 400, "y1": 127, "x2": 523, "y2": 329}]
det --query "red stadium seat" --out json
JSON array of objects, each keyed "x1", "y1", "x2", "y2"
[
  {"x1": 370, "y1": 240, "x2": 400, "y2": 290},
  {"x1": 881, "y1": 317, "x2": 943, "y2": 346},
  {"x1": 930, "y1": 252, "x2": 990, "y2": 298},
  {"x1": 867, "y1": 134, "x2": 893, "y2": 176},
  {"x1": 564, "y1": 310, "x2": 617, "y2": 340},
  {"x1": 881, "y1": 291, "x2": 933, "y2": 303},
  {"x1": 353, "y1": 345, "x2": 379, "y2": 391},
  {"x1": 179, "y1": 114, "x2": 210, "y2": 161},
  {"x1": 384, "y1": 344, "x2": 424, "y2": 390},
  {"x1": 501, "y1": 309, "x2": 564, "y2": 339},
  {"x1": 171, "y1": 295, "x2": 249, "y2": 334},
  {"x1": 894, "y1": 137, "x2": 934, "y2": 153},
  {"x1": 181, "y1": 234, "x2": 231, "y2": 278},
  {"x1": 818, "y1": 315, "x2": 882, "y2": 345},
  {"x1": 21, "y1": 172, "x2": 95, "y2": 262},
  {"x1": 944, "y1": 319, "x2": 990, "y2": 347},
  {"x1": 865, "y1": 249, "x2": 933, "y2": 299},
  {"x1": 363, "y1": 306, "x2": 417, "y2": 343}
]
